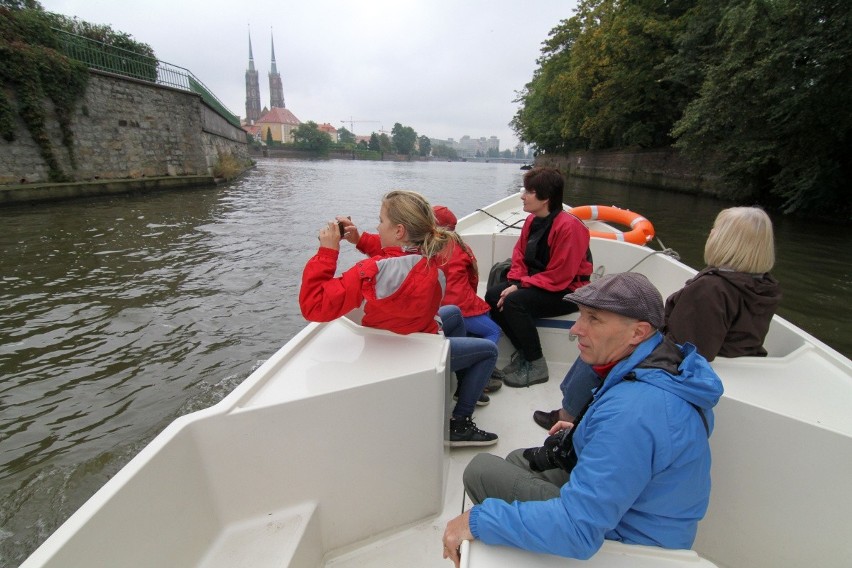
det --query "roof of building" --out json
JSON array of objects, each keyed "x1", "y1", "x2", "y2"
[
  {"x1": 257, "y1": 107, "x2": 301, "y2": 125},
  {"x1": 242, "y1": 124, "x2": 261, "y2": 136},
  {"x1": 317, "y1": 123, "x2": 338, "y2": 133}
]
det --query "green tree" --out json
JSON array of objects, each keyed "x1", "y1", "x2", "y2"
[
  {"x1": 378, "y1": 132, "x2": 393, "y2": 153},
  {"x1": 338, "y1": 126, "x2": 355, "y2": 145},
  {"x1": 673, "y1": 0, "x2": 852, "y2": 217},
  {"x1": 432, "y1": 144, "x2": 458, "y2": 160},
  {"x1": 486, "y1": 147, "x2": 500, "y2": 158},
  {"x1": 391, "y1": 122, "x2": 418, "y2": 154},
  {"x1": 293, "y1": 121, "x2": 332, "y2": 154},
  {"x1": 265, "y1": 127, "x2": 273, "y2": 147},
  {"x1": 368, "y1": 132, "x2": 381, "y2": 152},
  {"x1": 502, "y1": 149, "x2": 513, "y2": 158},
  {"x1": 418, "y1": 135, "x2": 431, "y2": 156}
]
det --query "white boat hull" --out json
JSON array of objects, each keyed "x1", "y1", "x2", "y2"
[{"x1": 21, "y1": 193, "x2": 852, "y2": 567}]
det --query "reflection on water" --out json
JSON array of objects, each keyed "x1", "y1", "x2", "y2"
[{"x1": 0, "y1": 159, "x2": 849, "y2": 565}]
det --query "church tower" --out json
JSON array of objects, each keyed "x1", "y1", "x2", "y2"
[
  {"x1": 245, "y1": 29, "x2": 262, "y2": 123},
  {"x1": 269, "y1": 30, "x2": 285, "y2": 108}
]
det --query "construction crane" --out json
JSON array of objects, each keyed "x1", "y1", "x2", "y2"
[{"x1": 340, "y1": 117, "x2": 379, "y2": 135}]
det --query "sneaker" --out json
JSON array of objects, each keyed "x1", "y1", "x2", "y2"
[
  {"x1": 503, "y1": 357, "x2": 549, "y2": 388},
  {"x1": 453, "y1": 392, "x2": 490, "y2": 406},
  {"x1": 449, "y1": 416, "x2": 498, "y2": 447},
  {"x1": 499, "y1": 351, "x2": 525, "y2": 376}
]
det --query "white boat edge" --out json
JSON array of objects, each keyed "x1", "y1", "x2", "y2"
[{"x1": 19, "y1": 192, "x2": 852, "y2": 568}]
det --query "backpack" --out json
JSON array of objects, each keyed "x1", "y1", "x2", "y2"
[{"x1": 487, "y1": 258, "x2": 512, "y2": 289}]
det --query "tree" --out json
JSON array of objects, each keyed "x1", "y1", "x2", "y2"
[
  {"x1": 368, "y1": 133, "x2": 381, "y2": 152},
  {"x1": 378, "y1": 132, "x2": 393, "y2": 153},
  {"x1": 418, "y1": 135, "x2": 431, "y2": 156},
  {"x1": 337, "y1": 126, "x2": 355, "y2": 145},
  {"x1": 673, "y1": 0, "x2": 852, "y2": 217},
  {"x1": 293, "y1": 121, "x2": 332, "y2": 154},
  {"x1": 391, "y1": 122, "x2": 418, "y2": 154},
  {"x1": 265, "y1": 127, "x2": 273, "y2": 147},
  {"x1": 432, "y1": 144, "x2": 458, "y2": 160}
]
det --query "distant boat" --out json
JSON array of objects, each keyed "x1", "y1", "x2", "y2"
[{"x1": 520, "y1": 163, "x2": 533, "y2": 170}]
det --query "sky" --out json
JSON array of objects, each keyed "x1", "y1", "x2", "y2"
[{"x1": 39, "y1": 0, "x2": 578, "y2": 150}]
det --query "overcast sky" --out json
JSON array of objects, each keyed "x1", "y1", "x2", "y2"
[{"x1": 39, "y1": 0, "x2": 578, "y2": 149}]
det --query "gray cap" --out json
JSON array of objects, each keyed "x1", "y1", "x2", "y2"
[{"x1": 564, "y1": 272, "x2": 664, "y2": 329}]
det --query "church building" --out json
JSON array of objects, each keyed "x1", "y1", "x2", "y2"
[{"x1": 244, "y1": 29, "x2": 301, "y2": 144}]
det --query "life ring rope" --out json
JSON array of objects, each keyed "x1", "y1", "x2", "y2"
[{"x1": 569, "y1": 205, "x2": 655, "y2": 245}]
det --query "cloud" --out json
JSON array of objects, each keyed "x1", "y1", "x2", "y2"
[{"x1": 40, "y1": 0, "x2": 576, "y2": 148}]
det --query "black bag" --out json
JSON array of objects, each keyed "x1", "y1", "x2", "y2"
[{"x1": 487, "y1": 258, "x2": 512, "y2": 289}]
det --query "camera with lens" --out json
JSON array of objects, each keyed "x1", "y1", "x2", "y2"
[{"x1": 522, "y1": 427, "x2": 578, "y2": 473}]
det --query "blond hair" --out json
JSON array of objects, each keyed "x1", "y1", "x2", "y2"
[
  {"x1": 382, "y1": 190, "x2": 455, "y2": 260},
  {"x1": 704, "y1": 207, "x2": 775, "y2": 273}
]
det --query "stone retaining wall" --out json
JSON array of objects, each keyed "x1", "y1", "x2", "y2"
[
  {"x1": 0, "y1": 70, "x2": 248, "y2": 185},
  {"x1": 537, "y1": 147, "x2": 727, "y2": 196}
]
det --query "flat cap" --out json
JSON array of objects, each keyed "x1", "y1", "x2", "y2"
[{"x1": 564, "y1": 272, "x2": 664, "y2": 329}]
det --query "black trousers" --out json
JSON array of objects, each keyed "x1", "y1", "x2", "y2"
[{"x1": 485, "y1": 281, "x2": 578, "y2": 361}]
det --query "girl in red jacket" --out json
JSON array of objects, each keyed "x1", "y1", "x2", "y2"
[{"x1": 300, "y1": 190, "x2": 449, "y2": 334}]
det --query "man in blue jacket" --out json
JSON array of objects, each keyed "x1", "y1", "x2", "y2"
[{"x1": 442, "y1": 272, "x2": 723, "y2": 564}]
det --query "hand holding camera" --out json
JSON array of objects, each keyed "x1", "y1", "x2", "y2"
[
  {"x1": 522, "y1": 426, "x2": 578, "y2": 473},
  {"x1": 336, "y1": 215, "x2": 359, "y2": 244}
]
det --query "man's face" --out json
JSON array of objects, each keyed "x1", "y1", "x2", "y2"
[{"x1": 570, "y1": 305, "x2": 644, "y2": 365}]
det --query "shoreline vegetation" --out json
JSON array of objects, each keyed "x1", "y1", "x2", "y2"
[{"x1": 511, "y1": 0, "x2": 851, "y2": 221}]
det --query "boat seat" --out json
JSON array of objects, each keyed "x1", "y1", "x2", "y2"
[
  {"x1": 460, "y1": 539, "x2": 720, "y2": 568},
  {"x1": 534, "y1": 316, "x2": 575, "y2": 330}
]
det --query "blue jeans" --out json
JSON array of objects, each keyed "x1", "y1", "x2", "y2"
[
  {"x1": 463, "y1": 313, "x2": 502, "y2": 345},
  {"x1": 439, "y1": 305, "x2": 498, "y2": 417},
  {"x1": 559, "y1": 357, "x2": 602, "y2": 418}
]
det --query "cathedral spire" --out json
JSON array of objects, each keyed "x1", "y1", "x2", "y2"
[
  {"x1": 245, "y1": 25, "x2": 261, "y2": 123},
  {"x1": 269, "y1": 27, "x2": 285, "y2": 108},
  {"x1": 248, "y1": 28, "x2": 256, "y2": 72},
  {"x1": 270, "y1": 30, "x2": 278, "y2": 75}
]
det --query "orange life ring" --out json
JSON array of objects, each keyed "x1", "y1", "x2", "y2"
[{"x1": 569, "y1": 205, "x2": 655, "y2": 245}]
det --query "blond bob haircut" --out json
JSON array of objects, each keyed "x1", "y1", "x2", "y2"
[
  {"x1": 382, "y1": 190, "x2": 456, "y2": 260},
  {"x1": 704, "y1": 207, "x2": 775, "y2": 273}
]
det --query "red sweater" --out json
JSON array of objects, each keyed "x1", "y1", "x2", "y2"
[
  {"x1": 508, "y1": 211, "x2": 592, "y2": 292},
  {"x1": 300, "y1": 245, "x2": 444, "y2": 335}
]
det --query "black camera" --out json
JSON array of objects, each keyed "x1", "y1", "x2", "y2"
[
  {"x1": 523, "y1": 427, "x2": 578, "y2": 473},
  {"x1": 338, "y1": 216, "x2": 351, "y2": 238}
]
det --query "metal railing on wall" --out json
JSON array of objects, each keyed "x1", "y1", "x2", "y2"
[{"x1": 53, "y1": 28, "x2": 241, "y2": 129}]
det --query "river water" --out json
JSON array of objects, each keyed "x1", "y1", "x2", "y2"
[{"x1": 1, "y1": 158, "x2": 849, "y2": 565}]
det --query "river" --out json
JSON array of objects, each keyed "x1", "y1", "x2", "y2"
[{"x1": 1, "y1": 158, "x2": 849, "y2": 565}]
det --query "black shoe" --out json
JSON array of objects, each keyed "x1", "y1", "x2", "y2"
[
  {"x1": 449, "y1": 416, "x2": 498, "y2": 447},
  {"x1": 533, "y1": 409, "x2": 561, "y2": 430}
]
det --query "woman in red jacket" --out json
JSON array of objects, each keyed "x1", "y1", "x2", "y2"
[
  {"x1": 300, "y1": 190, "x2": 498, "y2": 445},
  {"x1": 300, "y1": 190, "x2": 448, "y2": 334},
  {"x1": 485, "y1": 168, "x2": 593, "y2": 388}
]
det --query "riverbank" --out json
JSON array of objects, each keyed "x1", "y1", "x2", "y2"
[{"x1": 536, "y1": 147, "x2": 726, "y2": 197}]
